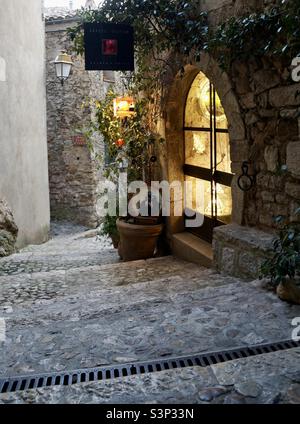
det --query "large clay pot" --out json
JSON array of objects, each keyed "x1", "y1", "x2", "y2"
[
  {"x1": 277, "y1": 279, "x2": 300, "y2": 305},
  {"x1": 117, "y1": 219, "x2": 163, "y2": 261}
]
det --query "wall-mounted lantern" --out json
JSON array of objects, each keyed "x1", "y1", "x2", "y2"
[
  {"x1": 54, "y1": 51, "x2": 73, "y2": 86},
  {"x1": 113, "y1": 97, "x2": 135, "y2": 119}
]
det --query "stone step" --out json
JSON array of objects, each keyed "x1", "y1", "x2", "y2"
[
  {"x1": 0, "y1": 223, "x2": 119, "y2": 276},
  {"x1": 1, "y1": 347, "x2": 299, "y2": 404},
  {"x1": 0, "y1": 249, "x2": 119, "y2": 276},
  {"x1": 172, "y1": 232, "x2": 213, "y2": 268},
  {"x1": 1, "y1": 260, "x2": 298, "y2": 377},
  {"x1": 0, "y1": 256, "x2": 218, "y2": 308}
]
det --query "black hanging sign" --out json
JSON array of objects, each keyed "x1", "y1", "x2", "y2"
[{"x1": 84, "y1": 22, "x2": 134, "y2": 71}]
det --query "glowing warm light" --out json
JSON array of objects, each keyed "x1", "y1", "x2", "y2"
[
  {"x1": 113, "y1": 97, "x2": 136, "y2": 118},
  {"x1": 115, "y1": 138, "x2": 125, "y2": 148},
  {"x1": 204, "y1": 185, "x2": 232, "y2": 218},
  {"x1": 198, "y1": 78, "x2": 226, "y2": 124},
  {"x1": 193, "y1": 133, "x2": 206, "y2": 155}
]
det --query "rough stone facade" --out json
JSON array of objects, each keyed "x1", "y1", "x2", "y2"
[
  {"x1": 0, "y1": 200, "x2": 18, "y2": 257},
  {"x1": 200, "y1": 0, "x2": 300, "y2": 231},
  {"x1": 162, "y1": 0, "x2": 299, "y2": 277},
  {"x1": 230, "y1": 55, "x2": 300, "y2": 230},
  {"x1": 45, "y1": 10, "x2": 123, "y2": 227},
  {"x1": 213, "y1": 224, "x2": 274, "y2": 279}
]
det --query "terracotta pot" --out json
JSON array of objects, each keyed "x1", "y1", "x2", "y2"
[
  {"x1": 117, "y1": 219, "x2": 163, "y2": 261},
  {"x1": 277, "y1": 279, "x2": 300, "y2": 305},
  {"x1": 133, "y1": 216, "x2": 161, "y2": 226},
  {"x1": 110, "y1": 234, "x2": 119, "y2": 249}
]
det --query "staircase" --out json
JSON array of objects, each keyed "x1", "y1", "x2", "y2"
[{"x1": 0, "y1": 222, "x2": 299, "y2": 404}]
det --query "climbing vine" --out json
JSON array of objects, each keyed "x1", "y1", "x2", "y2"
[
  {"x1": 83, "y1": 90, "x2": 164, "y2": 182},
  {"x1": 68, "y1": 0, "x2": 208, "y2": 95},
  {"x1": 69, "y1": 0, "x2": 300, "y2": 83},
  {"x1": 205, "y1": 0, "x2": 300, "y2": 69}
]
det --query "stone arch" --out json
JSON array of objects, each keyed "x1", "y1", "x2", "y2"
[{"x1": 164, "y1": 53, "x2": 247, "y2": 239}]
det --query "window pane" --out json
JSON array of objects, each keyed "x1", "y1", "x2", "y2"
[
  {"x1": 103, "y1": 70, "x2": 115, "y2": 83},
  {"x1": 216, "y1": 184, "x2": 232, "y2": 224},
  {"x1": 185, "y1": 72, "x2": 211, "y2": 128},
  {"x1": 214, "y1": 91, "x2": 228, "y2": 130},
  {"x1": 185, "y1": 176, "x2": 212, "y2": 218},
  {"x1": 216, "y1": 132, "x2": 231, "y2": 173},
  {"x1": 185, "y1": 131, "x2": 211, "y2": 169}
]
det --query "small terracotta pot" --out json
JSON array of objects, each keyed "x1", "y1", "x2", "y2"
[
  {"x1": 276, "y1": 279, "x2": 300, "y2": 305},
  {"x1": 117, "y1": 219, "x2": 163, "y2": 261}
]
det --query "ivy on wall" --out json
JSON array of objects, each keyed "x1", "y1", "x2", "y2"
[
  {"x1": 205, "y1": 0, "x2": 300, "y2": 69},
  {"x1": 69, "y1": 0, "x2": 300, "y2": 75},
  {"x1": 68, "y1": 0, "x2": 208, "y2": 95}
]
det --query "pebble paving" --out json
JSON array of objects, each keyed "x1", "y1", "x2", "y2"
[{"x1": 0, "y1": 222, "x2": 300, "y2": 403}]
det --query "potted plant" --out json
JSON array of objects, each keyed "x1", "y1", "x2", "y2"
[
  {"x1": 260, "y1": 210, "x2": 300, "y2": 305},
  {"x1": 99, "y1": 214, "x2": 119, "y2": 249},
  {"x1": 85, "y1": 89, "x2": 165, "y2": 261}
]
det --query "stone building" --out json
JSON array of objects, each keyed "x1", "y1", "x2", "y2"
[
  {"x1": 45, "y1": 4, "x2": 121, "y2": 228},
  {"x1": 159, "y1": 0, "x2": 300, "y2": 279},
  {"x1": 0, "y1": 0, "x2": 50, "y2": 251}
]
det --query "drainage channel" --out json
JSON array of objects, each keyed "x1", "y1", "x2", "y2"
[{"x1": 1, "y1": 339, "x2": 299, "y2": 394}]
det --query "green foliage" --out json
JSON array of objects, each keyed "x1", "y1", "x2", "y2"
[
  {"x1": 67, "y1": 0, "x2": 208, "y2": 94},
  {"x1": 260, "y1": 211, "x2": 300, "y2": 286},
  {"x1": 68, "y1": 0, "x2": 300, "y2": 85},
  {"x1": 68, "y1": 0, "x2": 208, "y2": 59},
  {"x1": 99, "y1": 213, "x2": 119, "y2": 239},
  {"x1": 85, "y1": 89, "x2": 163, "y2": 183},
  {"x1": 206, "y1": 0, "x2": 300, "y2": 69}
]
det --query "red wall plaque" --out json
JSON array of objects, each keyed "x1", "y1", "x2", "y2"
[{"x1": 72, "y1": 135, "x2": 86, "y2": 146}]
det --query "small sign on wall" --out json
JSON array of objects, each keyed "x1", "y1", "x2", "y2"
[
  {"x1": 72, "y1": 135, "x2": 86, "y2": 146},
  {"x1": 0, "y1": 57, "x2": 6, "y2": 82},
  {"x1": 84, "y1": 22, "x2": 134, "y2": 71}
]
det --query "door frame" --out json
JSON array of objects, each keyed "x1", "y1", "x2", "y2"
[
  {"x1": 183, "y1": 77, "x2": 233, "y2": 242},
  {"x1": 164, "y1": 60, "x2": 247, "y2": 243}
]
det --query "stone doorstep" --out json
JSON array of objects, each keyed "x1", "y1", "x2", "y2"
[
  {"x1": 213, "y1": 224, "x2": 275, "y2": 280},
  {"x1": 213, "y1": 224, "x2": 275, "y2": 253},
  {"x1": 172, "y1": 232, "x2": 213, "y2": 268}
]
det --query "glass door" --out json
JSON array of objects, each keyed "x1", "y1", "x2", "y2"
[{"x1": 184, "y1": 72, "x2": 233, "y2": 242}]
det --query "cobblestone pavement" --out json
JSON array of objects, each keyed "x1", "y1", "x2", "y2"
[
  {"x1": 0, "y1": 222, "x2": 300, "y2": 403},
  {"x1": 0, "y1": 222, "x2": 119, "y2": 276},
  {"x1": 1, "y1": 348, "x2": 300, "y2": 404}
]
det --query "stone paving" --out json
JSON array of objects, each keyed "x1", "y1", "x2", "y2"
[
  {"x1": 0, "y1": 222, "x2": 300, "y2": 403},
  {"x1": 1, "y1": 348, "x2": 300, "y2": 404},
  {"x1": 0, "y1": 222, "x2": 119, "y2": 276}
]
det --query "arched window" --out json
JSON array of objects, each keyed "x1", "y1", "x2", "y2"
[{"x1": 184, "y1": 72, "x2": 233, "y2": 242}]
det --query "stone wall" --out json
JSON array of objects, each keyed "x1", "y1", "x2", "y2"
[
  {"x1": 230, "y1": 56, "x2": 300, "y2": 230},
  {"x1": 201, "y1": 0, "x2": 278, "y2": 23},
  {"x1": 213, "y1": 224, "x2": 274, "y2": 279},
  {"x1": 199, "y1": 0, "x2": 300, "y2": 231},
  {"x1": 0, "y1": 200, "x2": 18, "y2": 257},
  {"x1": 46, "y1": 18, "x2": 123, "y2": 227},
  {"x1": 161, "y1": 0, "x2": 300, "y2": 277},
  {"x1": 0, "y1": 0, "x2": 50, "y2": 248}
]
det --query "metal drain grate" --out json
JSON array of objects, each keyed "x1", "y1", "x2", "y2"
[{"x1": 1, "y1": 339, "x2": 299, "y2": 394}]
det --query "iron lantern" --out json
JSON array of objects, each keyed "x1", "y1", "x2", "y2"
[
  {"x1": 113, "y1": 97, "x2": 136, "y2": 119},
  {"x1": 54, "y1": 51, "x2": 73, "y2": 85}
]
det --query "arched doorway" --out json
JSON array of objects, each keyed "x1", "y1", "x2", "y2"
[
  {"x1": 184, "y1": 72, "x2": 233, "y2": 242},
  {"x1": 164, "y1": 59, "x2": 247, "y2": 254}
]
